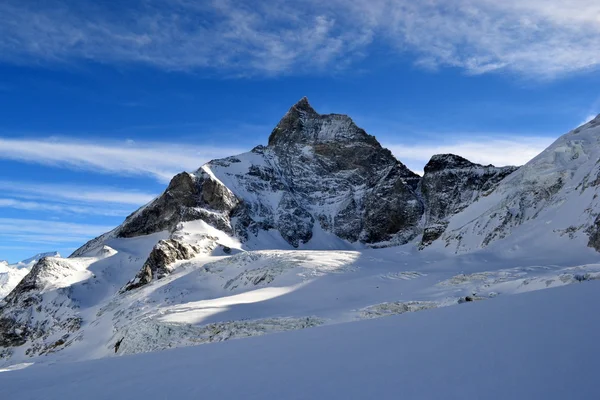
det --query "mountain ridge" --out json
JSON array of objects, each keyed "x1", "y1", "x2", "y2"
[{"x1": 72, "y1": 97, "x2": 509, "y2": 257}]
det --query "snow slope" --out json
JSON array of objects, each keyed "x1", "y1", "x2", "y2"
[
  {"x1": 2, "y1": 222, "x2": 599, "y2": 367},
  {"x1": 2, "y1": 281, "x2": 599, "y2": 400}
]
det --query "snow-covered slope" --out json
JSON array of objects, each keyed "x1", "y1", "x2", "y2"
[
  {"x1": 3, "y1": 281, "x2": 599, "y2": 400},
  {"x1": 441, "y1": 115, "x2": 600, "y2": 253},
  {"x1": 2, "y1": 221, "x2": 599, "y2": 366}
]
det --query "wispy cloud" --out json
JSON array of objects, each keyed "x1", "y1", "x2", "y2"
[
  {"x1": 383, "y1": 135, "x2": 556, "y2": 173},
  {"x1": 0, "y1": 199, "x2": 131, "y2": 217},
  {"x1": 0, "y1": 181, "x2": 156, "y2": 206},
  {"x1": 0, "y1": 218, "x2": 113, "y2": 235},
  {"x1": 0, "y1": 180, "x2": 158, "y2": 218},
  {"x1": 0, "y1": 218, "x2": 113, "y2": 247},
  {"x1": 0, "y1": 138, "x2": 245, "y2": 183},
  {"x1": 0, "y1": 218, "x2": 115, "y2": 262},
  {"x1": 0, "y1": 0, "x2": 599, "y2": 77}
]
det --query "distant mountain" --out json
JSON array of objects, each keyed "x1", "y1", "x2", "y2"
[
  {"x1": 17, "y1": 252, "x2": 61, "y2": 268},
  {"x1": 0, "y1": 252, "x2": 60, "y2": 300}
]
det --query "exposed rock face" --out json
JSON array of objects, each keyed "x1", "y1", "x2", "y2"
[
  {"x1": 418, "y1": 154, "x2": 517, "y2": 247},
  {"x1": 122, "y1": 239, "x2": 201, "y2": 292},
  {"x1": 117, "y1": 171, "x2": 238, "y2": 238},
  {"x1": 71, "y1": 170, "x2": 239, "y2": 257},
  {"x1": 214, "y1": 97, "x2": 423, "y2": 246}
]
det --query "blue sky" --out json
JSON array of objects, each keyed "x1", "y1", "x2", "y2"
[{"x1": 1, "y1": 0, "x2": 600, "y2": 262}]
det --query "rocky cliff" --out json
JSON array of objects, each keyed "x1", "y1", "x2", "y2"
[{"x1": 418, "y1": 154, "x2": 517, "y2": 247}]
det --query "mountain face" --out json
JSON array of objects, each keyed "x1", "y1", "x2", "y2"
[
  {"x1": 418, "y1": 154, "x2": 517, "y2": 247},
  {"x1": 440, "y1": 115, "x2": 600, "y2": 253},
  {"x1": 224, "y1": 97, "x2": 424, "y2": 246},
  {"x1": 73, "y1": 98, "x2": 425, "y2": 258},
  {"x1": 15, "y1": 97, "x2": 600, "y2": 367},
  {"x1": 67, "y1": 97, "x2": 521, "y2": 292},
  {"x1": 73, "y1": 98, "x2": 513, "y2": 257},
  {"x1": 0, "y1": 256, "x2": 81, "y2": 350}
]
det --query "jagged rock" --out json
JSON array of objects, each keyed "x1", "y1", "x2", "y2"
[
  {"x1": 223, "y1": 97, "x2": 424, "y2": 246},
  {"x1": 587, "y1": 216, "x2": 600, "y2": 251},
  {"x1": 122, "y1": 239, "x2": 201, "y2": 292},
  {"x1": 418, "y1": 154, "x2": 517, "y2": 248},
  {"x1": 117, "y1": 171, "x2": 239, "y2": 239},
  {"x1": 71, "y1": 171, "x2": 239, "y2": 257}
]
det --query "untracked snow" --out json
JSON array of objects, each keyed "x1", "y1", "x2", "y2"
[{"x1": 2, "y1": 281, "x2": 599, "y2": 400}]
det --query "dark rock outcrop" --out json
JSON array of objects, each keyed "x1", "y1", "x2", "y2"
[
  {"x1": 418, "y1": 154, "x2": 517, "y2": 247},
  {"x1": 117, "y1": 171, "x2": 239, "y2": 239},
  {"x1": 122, "y1": 239, "x2": 201, "y2": 292},
  {"x1": 71, "y1": 170, "x2": 238, "y2": 257}
]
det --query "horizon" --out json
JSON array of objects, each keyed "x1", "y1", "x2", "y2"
[{"x1": 2, "y1": 0, "x2": 600, "y2": 262}]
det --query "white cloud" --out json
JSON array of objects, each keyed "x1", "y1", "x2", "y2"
[
  {"x1": 0, "y1": 0, "x2": 599, "y2": 77},
  {"x1": 0, "y1": 138, "x2": 245, "y2": 183},
  {"x1": 384, "y1": 136, "x2": 556, "y2": 172}
]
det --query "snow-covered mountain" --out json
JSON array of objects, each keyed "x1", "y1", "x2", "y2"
[
  {"x1": 0, "y1": 252, "x2": 61, "y2": 300},
  {"x1": 72, "y1": 98, "x2": 512, "y2": 256},
  {"x1": 73, "y1": 97, "x2": 424, "y2": 256},
  {"x1": 440, "y1": 115, "x2": 600, "y2": 253},
  {"x1": 17, "y1": 252, "x2": 61, "y2": 268},
  {"x1": 1, "y1": 99, "x2": 599, "y2": 369}
]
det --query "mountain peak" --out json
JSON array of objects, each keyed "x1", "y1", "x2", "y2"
[
  {"x1": 268, "y1": 98, "x2": 375, "y2": 147},
  {"x1": 19, "y1": 251, "x2": 61, "y2": 266},
  {"x1": 424, "y1": 154, "x2": 480, "y2": 174},
  {"x1": 293, "y1": 96, "x2": 316, "y2": 114}
]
